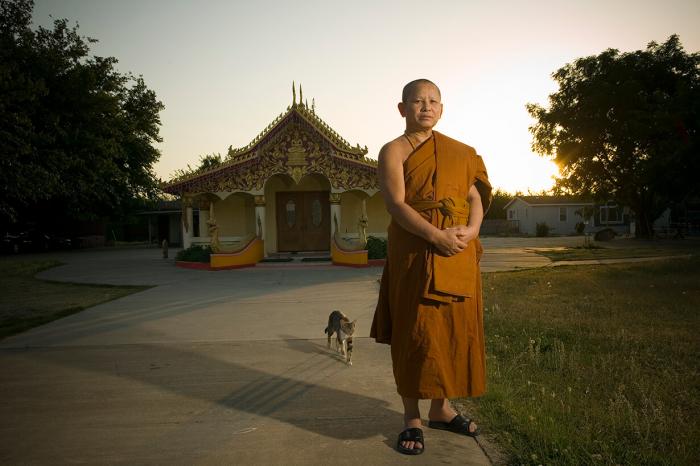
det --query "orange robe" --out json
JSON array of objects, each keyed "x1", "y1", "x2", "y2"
[{"x1": 370, "y1": 131, "x2": 492, "y2": 399}]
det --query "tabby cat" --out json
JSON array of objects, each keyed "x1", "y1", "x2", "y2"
[{"x1": 324, "y1": 310, "x2": 356, "y2": 366}]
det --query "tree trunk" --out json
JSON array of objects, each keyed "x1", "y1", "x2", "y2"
[{"x1": 634, "y1": 208, "x2": 654, "y2": 239}]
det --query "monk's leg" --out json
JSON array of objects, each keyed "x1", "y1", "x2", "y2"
[
  {"x1": 428, "y1": 399, "x2": 478, "y2": 433},
  {"x1": 400, "y1": 397, "x2": 423, "y2": 450}
]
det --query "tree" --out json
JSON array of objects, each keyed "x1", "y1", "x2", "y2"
[
  {"x1": 527, "y1": 35, "x2": 699, "y2": 238},
  {"x1": 0, "y1": 0, "x2": 164, "y2": 230},
  {"x1": 484, "y1": 188, "x2": 512, "y2": 219},
  {"x1": 169, "y1": 153, "x2": 223, "y2": 181},
  {"x1": 197, "y1": 153, "x2": 223, "y2": 171}
]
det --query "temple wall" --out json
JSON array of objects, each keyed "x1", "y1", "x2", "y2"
[
  {"x1": 339, "y1": 190, "x2": 390, "y2": 238},
  {"x1": 339, "y1": 191, "x2": 366, "y2": 235},
  {"x1": 367, "y1": 192, "x2": 390, "y2": 237},
  {"x1": 264, "y1": 176, "x2": 290, "y2": 253},
  {"x1": 215, "y1": 193, "x2": 255, "y2": 236}
]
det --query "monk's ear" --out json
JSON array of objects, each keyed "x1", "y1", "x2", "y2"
[{"x1": 398, "y1": 101, "x2": 407, "y2": 117}]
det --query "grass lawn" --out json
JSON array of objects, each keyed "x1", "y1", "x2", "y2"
[
  {"x1": 0, "y1": 260, "x2": 150, "y2": 340},
  {"x1": 470, "y1": 257, "x2": 700, "y2": 465}
]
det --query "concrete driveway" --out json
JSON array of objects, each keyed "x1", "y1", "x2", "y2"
[{"x1": 0, "y1": 238, "x2": 589, "y2": 465}]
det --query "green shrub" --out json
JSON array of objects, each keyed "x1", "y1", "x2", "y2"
[
  {"x1": 575, "y1": 221, "x2": 585, "y2": 234},
  {"x1": 536, "y1": 222, "x2": 550, "y2": 237},
  {"x1": 175, "y1": 244, "x2": 212, "y2": 263},
  {"x1": 366, "y1": 236, "x2": 387, "y2": 259}
]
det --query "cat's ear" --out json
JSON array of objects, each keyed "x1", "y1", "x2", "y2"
[{"x1": 351, "y1": 320, "x2": 357, "y2": 325}]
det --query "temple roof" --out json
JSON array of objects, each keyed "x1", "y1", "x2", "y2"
[
  {"x1": 228, "y1": 99, "x2": 369, "y2": 159},
  {"x1": 163, "y1": 86, "x2": 377, "y2": 195}
]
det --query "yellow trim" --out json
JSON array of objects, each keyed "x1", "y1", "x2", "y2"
[
  {"x1": 331, "y1": 236, "x2": 368, "y2": 266},
  {"x1": 210, "y1": 238, "x2": 264, "y2": 269}
]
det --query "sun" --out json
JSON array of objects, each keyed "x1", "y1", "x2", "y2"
[{"x1": 490, "y1": 155, "x2": 559, "y2": 194}]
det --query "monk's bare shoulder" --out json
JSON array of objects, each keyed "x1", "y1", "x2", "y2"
[{"x1": 378, "y1": 136, "x2": 410, "y2": 165}]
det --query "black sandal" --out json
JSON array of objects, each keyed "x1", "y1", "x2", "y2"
[
  {"x1": 428, "y1": 414, "x2": 480, "y2": 437},
  {"x1": 397, "y1": 427, "x2": 425, "y2": 455}
]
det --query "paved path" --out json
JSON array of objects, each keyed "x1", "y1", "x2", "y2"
[
  {"x1": 479, "y1": 236, "x2": 581, "y2": 272},
  {"x1": 0, "y1": 249, "x2": 493, "y2": 465},
  {"x1": 0, "y1": 237, "x2": 690, "y2": 465}
]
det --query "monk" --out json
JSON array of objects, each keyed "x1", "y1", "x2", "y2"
[{"x1": 370, "y1": 79, "x2": 492, "y2": 455}]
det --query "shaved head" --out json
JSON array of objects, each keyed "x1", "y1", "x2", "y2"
[{"x1": 402, "y1": 79, "x2": 441, "y2": 103}]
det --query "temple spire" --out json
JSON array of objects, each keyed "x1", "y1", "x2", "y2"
[
  {"x1": 312, "y1": 97, "x2": 315, "y2": 113},
  {"x1": 292, "y1": 81, "x2": 296, "y2": 105},
  {"x1": 299, "y1": 84, "x2": 303, "y2": 106}
]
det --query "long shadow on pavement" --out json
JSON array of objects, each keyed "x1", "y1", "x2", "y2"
[{"x1": 1, "y1": 337, "x2": 400, "y2": 451}]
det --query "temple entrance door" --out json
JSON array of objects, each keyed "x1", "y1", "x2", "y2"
[
  {"x1": 276, "y1": 191, "x2": 330, "y2": 252},
  {"x1": 301, "y1": 191, "x2": 330, "y2": 251}
]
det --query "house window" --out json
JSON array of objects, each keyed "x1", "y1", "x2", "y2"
[
  {"x1": 600, "y1": 203, "x2": 622, "y2": 224},
  {"x1": 508, "y1": 210, "x2": 515, "y2": 219},
  {"x1": 559, "y1": 207, "x2": 567, "y2": 222}
]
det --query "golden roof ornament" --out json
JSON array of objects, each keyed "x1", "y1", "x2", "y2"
[{"x1": 287, "y1": 133, "x2": 307, "y2": 166}]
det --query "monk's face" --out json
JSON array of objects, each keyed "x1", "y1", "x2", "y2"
[{"x1": 398, "y1": 83, "x2": 443, "y2": 131}]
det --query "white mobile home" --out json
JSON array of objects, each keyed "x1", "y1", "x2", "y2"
[{"x1": 504, "y1": 196, "x2": 594, "y2": 236}]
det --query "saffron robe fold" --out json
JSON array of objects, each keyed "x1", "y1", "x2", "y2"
[{"x1": 370, "y1": 131, "x2": 492, "y2": 399}]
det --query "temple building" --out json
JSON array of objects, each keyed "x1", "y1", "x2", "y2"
[{"x1": 162, "y1": 85, "x2": 390, "y2": 260}]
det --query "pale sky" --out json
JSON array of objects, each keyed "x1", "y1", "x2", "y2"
[{"x1": 34, "y1": 0, "x2": 699, "y2": 193}]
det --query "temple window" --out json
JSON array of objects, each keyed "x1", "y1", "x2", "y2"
[
  {"x1": 311, "y1": 199, "x2": 322, "y2": 227},
  {"x1": 286, "y1": 200, "x2": 296, "y2": 227}
]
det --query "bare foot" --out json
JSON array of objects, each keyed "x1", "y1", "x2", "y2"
[
  {"x1": 428, "y1": 405, "x2": 478, "y2": 434},
  {"x1": 399, "y1": 418, "x2": 423, "y2": 451}
]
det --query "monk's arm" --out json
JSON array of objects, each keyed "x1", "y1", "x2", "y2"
[
  {"x1": 463, "y1": 183, "x2": 484, "y2": 241},
  {"x1": 378, "y1": 143, "x2": 466, "y2": 255}
]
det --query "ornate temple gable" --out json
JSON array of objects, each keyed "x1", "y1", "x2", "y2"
[
  {"x1": 226, "y1": 98, "x2": 374, "y2": 166},
  {"x1": 163, "y1": 85, "x2": 378, "y2": 195}
]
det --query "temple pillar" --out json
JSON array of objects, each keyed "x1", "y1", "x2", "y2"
[
  {"x1": 198, "y1": 200, "x2": 210, "y2": 238},
  {"x1": 182, "y1": 197, "x2": 193, "y2": 249},
  {"x1": 199, "y1": 210, "x2": 209, "y2": 236},
  {"x1": 330, "y1": 192, "x2": 342, "y2": 239},
  {"x1": 254, "y1": 195, "x2": 267, "y2": 256}
]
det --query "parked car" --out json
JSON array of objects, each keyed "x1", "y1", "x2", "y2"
[
  {"x1": 49, "y1": 234, "x2": 74, "y2": 250},
  {"x1": 1, "y1": 228, "x2": 73, "y2": 253},
  {"x1": 2, "y1": 231, "x2": 22, "y2": 254},
  {"x1": 17, "y1": 229, "x2": 51, "y2": 252}
]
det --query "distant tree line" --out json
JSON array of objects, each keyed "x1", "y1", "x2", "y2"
[
  {"x1": 0, "y1": 0, "x2": 164, "y2": 232},
  {"x1": 484, "y1": 189, "x2": 513, "y2": 219}
]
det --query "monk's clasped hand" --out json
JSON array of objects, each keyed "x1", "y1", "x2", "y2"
[{"x1": 437, "y1": 227, "x2": 468, "y2": 256}]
